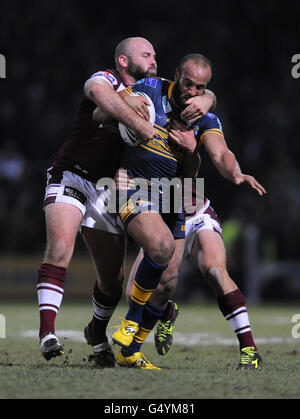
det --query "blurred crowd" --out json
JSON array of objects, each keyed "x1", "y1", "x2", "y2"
[{"x1": 0, "y1": 1, "x2": 299, "y2": 265}]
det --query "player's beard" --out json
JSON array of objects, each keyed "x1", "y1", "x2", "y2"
[
  {"x1": 128, "y1": 62, "x2": 157, "y2": 80},
  {"x1": 172, "y1": 82, "x2": 186, "y2": 109}
]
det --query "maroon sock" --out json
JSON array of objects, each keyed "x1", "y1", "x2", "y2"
[
  {"x1": 37, "y1": 263, "x2": 66, "y2": 339},
  {"x1": 161, "y1": 300, "x2": 175, "y2": 322},
  {"x1": 217, "y1": 289, "x2": 257, "y2": 350}
]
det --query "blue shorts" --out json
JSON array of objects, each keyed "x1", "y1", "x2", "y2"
[{"x1": 110, "y1": 186, "x2": 185, "y2": 239}]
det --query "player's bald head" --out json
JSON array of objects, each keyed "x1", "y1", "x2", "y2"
[
  {"x1": 114, "y1": 37, "x2": 157, "y2": 80},
  {"x1": 115, "y1": 37, "x2": 154, "y2": 66},
  {"x1": 179, "y1": 53, "x2": 212, "y2": 75}
]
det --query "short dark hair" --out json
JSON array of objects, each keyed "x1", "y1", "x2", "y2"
[
  {"x1": 179, "y1": 53, "x2": 212, "y2": 73},
  {"x1": 114, "y1": 38, "x2": 133, "y2": 67}
]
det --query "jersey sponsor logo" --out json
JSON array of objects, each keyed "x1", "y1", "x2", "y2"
[
  {"x1": 91, "y1": 71, "x2": 117, "y2": 85},
  {"x1": 63, "y1": 186, "x2": 87, "y2": 205},
  {"x1": 145, "y1": 78, "x2": 158, "y2": 88},
  {"x1": 206, "y1": 112, "x2": 216, "y2": 119},
  {"x1": 161, "y1": 95, "x2": 172, "y2": 114}
]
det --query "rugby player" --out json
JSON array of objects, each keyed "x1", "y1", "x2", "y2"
[
  {"x1": 37, "y1": 37, "x2": 215, "y2": 365},
  {"x1": 105, "y1": 55, "x2": 222, "y2": 369},
  {"x1": 124, "y1": 55, "x2": 266, "y2": 370}
]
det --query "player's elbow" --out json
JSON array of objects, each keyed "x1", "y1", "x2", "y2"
[
  {"x1": 84, "y1": 80, "x2": 108, "y2": 102},
  {"x1": 205, "y1": 89, "x2": 217, "y2": 111},
  {"x1": 85, "y1": 81, "x2": 100, "y2": 100}
]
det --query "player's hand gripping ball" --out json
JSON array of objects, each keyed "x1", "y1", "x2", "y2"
[{"x1": 118, "y1": 92, "x2": 156, "y2": 147}]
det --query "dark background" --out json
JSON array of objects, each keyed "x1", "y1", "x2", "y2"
[{"x1": 0, "y1": 1, "x2": 299, "y2": 300}]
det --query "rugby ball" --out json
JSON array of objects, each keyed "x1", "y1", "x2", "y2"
[{"x1": 118, "y1": 92, "x2": 156, "y2": 147}]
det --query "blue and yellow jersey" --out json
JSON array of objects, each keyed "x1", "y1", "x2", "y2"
[{"x1": 122, "y1": 77, "x2": 224, "y2": 180}]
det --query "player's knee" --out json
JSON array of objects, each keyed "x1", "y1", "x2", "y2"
[
  {"x1": 148, "y1": 236, "x2": 175, "y2": 266},
  {"x1": 45, "y1": 237, "x2": 74, "y2": 266}
]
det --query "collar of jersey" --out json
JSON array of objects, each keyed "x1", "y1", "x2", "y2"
[{"x1": 167, "y1": 81, "x2": 175, "y2": 101}]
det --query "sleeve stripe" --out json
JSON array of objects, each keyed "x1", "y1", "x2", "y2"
[
  {"x1": 199, "y1": 128, "x2": 224, "y2": 144},
  {"x1": 124, "y1": 87, "x2": 133, "y2": 95}
]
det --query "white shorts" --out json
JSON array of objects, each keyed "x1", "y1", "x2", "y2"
[
  {"x1": 184, "y1": 199, "x2": 222, "y2": 257},
  {"x1": 44, "y1": 168, "x2": 123, "y2": 235}
]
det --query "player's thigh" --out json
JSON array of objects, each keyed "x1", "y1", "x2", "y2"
[
  {"x1": 81, "y1": 226, "x2": 125, "y2": 283},
  {"x1": 44, "y1": 202, "x2": 82, "y2": 265},
  {"x1": 191, "y1": 229, "x2": 226, "y2": 272},
  {"x1": 127, "y1": 212, "x2": 175, "y2": 261}
]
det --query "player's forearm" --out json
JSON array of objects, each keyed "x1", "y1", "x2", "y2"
[
  {"x1": 87, "y1": 83, "x2": 155, "y2": 139},
  {"x1": 214, "y1": 150, "x2": 242, "y2": 183},
  {"x1": 88, "y1": 83, "x2": 134, "y2": 125}
]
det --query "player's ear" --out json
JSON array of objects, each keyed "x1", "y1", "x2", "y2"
[
  {"x1": 174, "y1": 68, "x2": 180, "y2": 81},
  {"x1": 118, "y1": 55, "x2": 129, "y2": 70}
]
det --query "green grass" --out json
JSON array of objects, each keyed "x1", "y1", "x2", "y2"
[{"x1": 0, "y1": 301, "x2": 300, "y2": 399}]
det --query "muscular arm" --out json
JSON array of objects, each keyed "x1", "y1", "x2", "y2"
[
  {"x1": 180, "y1": 89, "x2": 217, "y2": 123},
  {"x1": 203, "y1": 132, "x2": 267, "y2": 195},
  {"x1": 85, "y1": 80, "x2": 155, "y2": 141}
]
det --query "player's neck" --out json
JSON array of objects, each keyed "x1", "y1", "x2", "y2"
[{"x1": 119, "y1": 70, "x2": 138, "y2": 87}]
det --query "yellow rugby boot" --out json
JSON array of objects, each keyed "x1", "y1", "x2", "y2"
[
  {"x1": 117, "y1": 350, "x2": 161, "y2": 370},
  {"x1": 112, "y1": 318, "x2": 139, "y2": 347}
]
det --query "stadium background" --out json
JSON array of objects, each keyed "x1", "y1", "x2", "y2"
[{"x1": 0, "y1": 1, "x2": 299, "y2": 304}]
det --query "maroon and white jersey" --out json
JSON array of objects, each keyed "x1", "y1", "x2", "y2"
[{"x1": 52, "y1": 69, "x2": 127, "y2": 183}]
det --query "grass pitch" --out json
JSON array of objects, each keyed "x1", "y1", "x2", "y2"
[{"x1": 0, "y1": 301, "x2": 300, "y2": 399}]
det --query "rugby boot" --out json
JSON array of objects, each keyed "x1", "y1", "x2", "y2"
[
  {"x1": 155, "y1": 300, "x2": 180, "y2": 355},
  {"x1": 237, "y1": 346, "x2": 263, "y2": 370},
  {"x1": 84, "y1": 322, "x2": 115, "y2": 368},
  {"x1": 117, "y1": 350, "x2": 161, "y2": 370},
  {"x1": 112, "y1": 318, "x2": 139, "y2": 347},
  {"x1": 40, "y1": 332, "x2": 64, "y2": 361}
]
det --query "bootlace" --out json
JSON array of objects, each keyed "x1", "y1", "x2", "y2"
[
  {"x1": 239, "y1": 347, "x2": 255, "y2": 365},
  {"x1": 156, "y1": 320, "x2": 172, "y2": 342}
]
